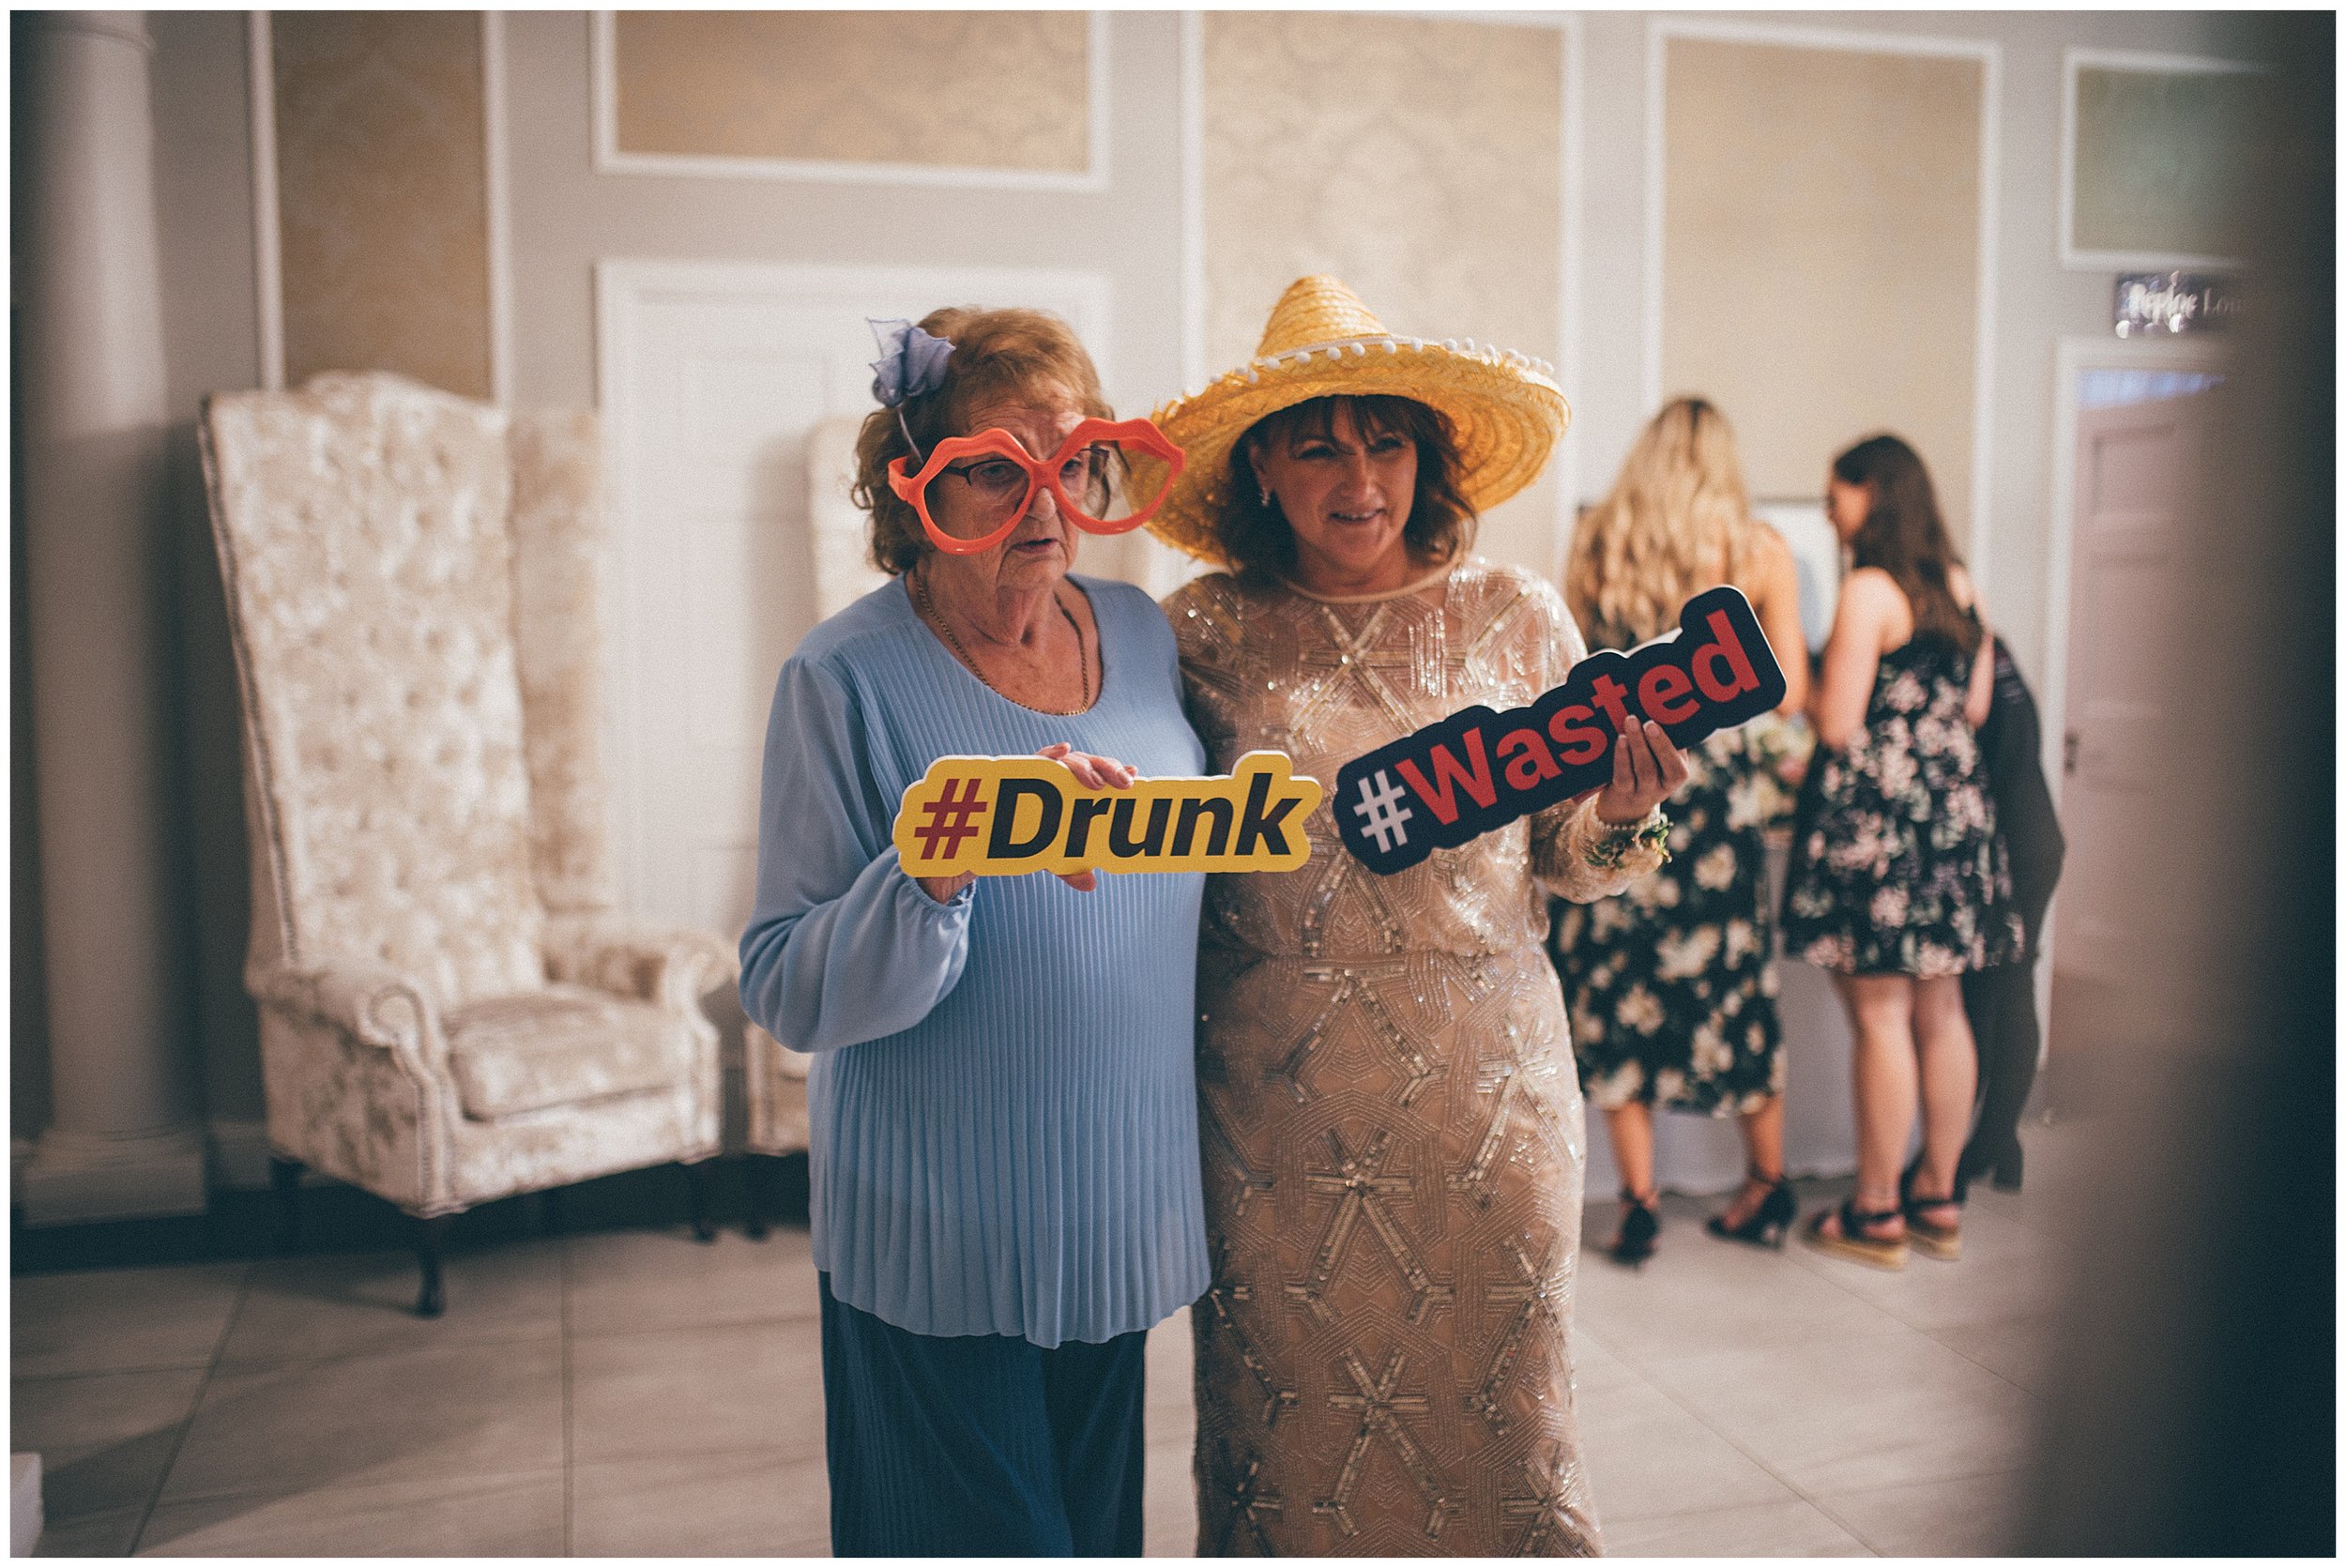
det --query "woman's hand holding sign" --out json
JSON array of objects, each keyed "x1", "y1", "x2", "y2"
[
  {"x1": 1591, "y1": 716, "x2": 1692, "y2": 826},
  {"x1": 913, "y1": 741, "x2": 1137, "y2": 903}
]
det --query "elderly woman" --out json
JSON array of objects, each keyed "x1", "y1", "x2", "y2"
[
  {"x1": 738, "y1": 308, "x2": 1207, "y2": 1555},
  {"x1": 1144, "y1": 278, "x2": 1686, "y2": 1556}
]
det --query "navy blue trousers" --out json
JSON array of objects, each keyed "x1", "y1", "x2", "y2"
[{"x1": 817, "y1": 1273, "x2": 1148, "y2": 1557}]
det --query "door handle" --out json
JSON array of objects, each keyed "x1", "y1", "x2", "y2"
[{"x1": 2064, "y1": 729, "x2": 2079, "y2": 775}]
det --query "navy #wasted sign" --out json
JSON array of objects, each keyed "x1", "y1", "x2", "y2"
[{"x1": 1334, "y1": 585, "x2": 1788, "y2": 875}]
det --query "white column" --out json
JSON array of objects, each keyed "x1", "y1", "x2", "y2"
[{"x1": 18, "y1": 11, "x2": 206, "y2": 1223}]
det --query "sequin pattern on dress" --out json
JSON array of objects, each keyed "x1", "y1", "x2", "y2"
[{"x1": 1168, "y1": 559, "x2": 1664, "y2": 1557}]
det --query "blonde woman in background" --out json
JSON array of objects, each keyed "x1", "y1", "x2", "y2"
[{"x1": 1552, "y1": 398, "x2": 1812, "y2": 1265}]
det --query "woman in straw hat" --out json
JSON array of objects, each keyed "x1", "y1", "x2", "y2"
[{"x1": 1145, "y1": 278, "x2": 1686, "y2": 1555}]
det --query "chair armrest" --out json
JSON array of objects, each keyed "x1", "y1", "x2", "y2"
[
  {"x1": 542, "y1": 915, "x2": 734, "y2": 1012},
  {"x1": 246, "y1": 958, "x2": 442, "y2": 1066}
]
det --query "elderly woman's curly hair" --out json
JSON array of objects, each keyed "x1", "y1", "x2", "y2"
[
  {"x1": 1213, "y1": 395, "x2": 1476, "y2": 581},
  {"x1": 849, "y1": 307, "x2": 1115, "y2": 576}
]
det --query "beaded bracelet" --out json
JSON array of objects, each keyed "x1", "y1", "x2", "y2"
[{"x1": 1584, "y1": 808, "x2": 1672, "y2": 871}]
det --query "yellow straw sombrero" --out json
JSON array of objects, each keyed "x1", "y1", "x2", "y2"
[{"x1": 1135, "y1": 276, "x2": 1570, "y2": 566}]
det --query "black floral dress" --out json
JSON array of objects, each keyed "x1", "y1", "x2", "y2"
[
  {"x1": 1781, "y1": 634, "x2": 2025, "y2": 977},
  {"x1": 1549, "y1": 723, "x2": 1803, "y2": 1116}
]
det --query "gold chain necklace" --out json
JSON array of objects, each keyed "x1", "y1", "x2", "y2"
[{"x1": 909, "y1": 570, "x2": 1092, "y2": 716}]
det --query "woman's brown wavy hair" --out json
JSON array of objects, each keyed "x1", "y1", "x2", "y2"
[{"x1": 1832, "y1": 434, "x2": 1981, "y2": 655}]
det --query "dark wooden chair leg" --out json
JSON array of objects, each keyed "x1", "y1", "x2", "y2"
[
  {"x1": 410, "y1": 1213, "x2": 452, "y2": 1317},
  {"x1": 269, "y1": 1155, "x2": 304, "y2": 1255},
  {"x1": 684, "y1": 1161, "x2": 716, "y2": 1243},
  {"x1": 743, "y1": 1154, "x2": 772, "y2": 1241}
]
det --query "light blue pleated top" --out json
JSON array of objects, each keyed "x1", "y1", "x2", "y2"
[{"x1": 739, "y1": 573, "x2": 1211, "y2": 1347}]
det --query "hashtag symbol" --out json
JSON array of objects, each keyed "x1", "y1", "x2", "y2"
[
  {"x1": 914, "y1": 777, "x2": 987, "y2": 860},
  {"x1": 1352, "y1": 769, "x2": 1414, "y2": 855}
]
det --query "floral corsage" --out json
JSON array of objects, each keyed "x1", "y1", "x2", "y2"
[{"x1": 1584, "y1": 806, "x2": 1672, "y2": 872}]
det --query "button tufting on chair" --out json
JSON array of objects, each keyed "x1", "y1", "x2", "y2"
[{"x1": 201, "y1": 372, "x2": 735, "y2": 1316}]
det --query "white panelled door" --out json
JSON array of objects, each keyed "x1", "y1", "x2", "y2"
[
  {"x1": 2053, "y1": 379, "x2": 2220, "y2": 983},
  {"x1": 596, "y1": 261, "x2": 1111, "y2": 936}
]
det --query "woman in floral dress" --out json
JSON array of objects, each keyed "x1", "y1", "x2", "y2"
[
  {"x1": 1782, "y1": 434, "x2": 2023, "y2": 1270},
  {"x1": 1551, "y1": 398, "x2": 1813, "y2": 1264},
  {"x1": 1141, "y1": 278, "x2": 1684, "y2": 1556}
]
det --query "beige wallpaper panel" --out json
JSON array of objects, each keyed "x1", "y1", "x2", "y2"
[
  {"x1": 2071, "y1": 66, "x2": 2256, "y2": 260},
  {"x1": 1663, "y1": 38, "x2": 1981, "y2": 544},
  {"x1": 1203, "y1": 14, "x2": 1564, "y2": 576},
  {"x1": 613, "y1": 12, "x2": 1089, "y2": 173},
  {"x1": 273, "y1": 12, "x2": 493, "y2": 400}
]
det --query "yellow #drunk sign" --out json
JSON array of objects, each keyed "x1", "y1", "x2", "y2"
[{"x1": 893, "y1": 751, "x2": 1321, "y2": 877}]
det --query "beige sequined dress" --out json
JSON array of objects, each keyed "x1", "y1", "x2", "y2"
[{"x1": 1165, "y1": 559, "x2": 1666, "y2": 1558}]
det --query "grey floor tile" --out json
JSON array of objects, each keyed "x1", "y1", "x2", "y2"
[
  {"x1": 11, "y1": 1368, "x2": 206, "y2": 1521},
  {"x1": 1603, "y1": 1496, "x2": 1873, "y2": 1556},
  {"x1": 566, "y1": 1227, "x2": 818, "y2": 1338},
  {"x1": 137, "y1": 1469, "x2": 564, "y2": 1556},
  {"x1": 1569, "y1": 1328, "x2": 1646, "y2": 1394},
  {"x1": 1144, "y1": 1311, "x2": 1197, "y2": 1455},
  {"x1": 570, "y1": 1317, "x2": 826, "y2": 1463},
  {"x1": 1142, "y1": 1434, "x2": 1196, "y2": 1558},
  {"x1": 1638, "y1": 1319, "x2": 2040, "y2": 1497},
  {"x1": 1815, "y1": 1468, "x2": 2030, "y2": 1555},
  {"x1": 1959, "y1": 1130, "x2": 2096, "y2": 1238},
  {"x1": 159, "y1": 1338, "x2": 563, "y2": 1504},
  {"x1": 571, "y1": 1450, "x2": 830, "y2": 1556},
  {"x1": 1782, "y1": 1203, "x2": 2073, "y2": 1332},
  {"x1": 13, "y1": 1264, "x2": 250, "y2": 1377},
  {"x1": 1577, "y1": 1376, "x2": 1798, "y2": 1525},
  {"x1": 218, "y1": 1241, "x2": 563, "y2": 1367},
  {"x1": 1925, "y1": 1312, "x2": 2067, "y2": 1397},
  {"x1": 31, "y1": 1507, "x2": 143, "y2": 1557},
  {"x1": 1577, "y1": 1215, "x2": 1909, "y2": 1363},
  {"x1": 1144, "y1": 1306, "x2": 1195, "y2": 1417}
]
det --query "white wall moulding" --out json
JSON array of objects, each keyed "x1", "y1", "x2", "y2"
[
  {"x1": 593, "y1": 259, "x2": 1111, "y2": 931},
  {"x1": 2059, "y1": 49, "x2": 2264, "y2": 273},
  {"x1": 245, "y1": 11, "x2": 283, "y2": 391},
  {"x1": 589, "y1": 10, "x2": 1110, "y2": 192},
  {"x1": 1644, "y1": 18, "x2": 1999, "y2": 589},
  {"x1": 484, "y1": 11, "x2": 513, "y2": 405}
]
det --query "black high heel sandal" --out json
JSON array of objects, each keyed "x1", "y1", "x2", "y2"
[
  {"x1": 1706, "y1": 1167, "x2": 1795, "y2": 1249},
  {"x1": 1897, "y1": 1163, "x2": 1967, "y2": 1261},
  {"x1": 1607, "y1": 1188, "x2": 1661, "y2": 1267}
]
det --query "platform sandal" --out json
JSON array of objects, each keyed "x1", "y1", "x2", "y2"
[
  {"x1": 1802, "y1": 1199, "x2": 1908, "y2": 1271},
  {"x1": 1607, "y1": 1189, "x2": 1661, "y2": 1267},
  {"x1": 1706, "y1": 1167, "x2": 1795, "y2": 1249},
  {"x1": 1901, "y1": 1192, "x2": 1963, "y2": 1261}
]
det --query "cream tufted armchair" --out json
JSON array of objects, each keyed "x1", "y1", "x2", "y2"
[{"x1": 200, "y1": 372, "x2": 730, "y2": 1315}]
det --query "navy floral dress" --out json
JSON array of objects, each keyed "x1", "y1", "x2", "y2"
[
  {"x1": 1781, "y1": 633, "x2": 2025, "y2": 977},
  {"x1": 1549, "y1": 721, "x2": 1804, "y2": 1116}
]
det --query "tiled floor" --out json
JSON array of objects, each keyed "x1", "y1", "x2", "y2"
[{"x1": 14, "y1": 1127, "x2": 2082, "y2": 1557}]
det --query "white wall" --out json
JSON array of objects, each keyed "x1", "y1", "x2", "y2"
[{"x1": 69, "y1": 8, "x2": 2267, "y2": 1179}]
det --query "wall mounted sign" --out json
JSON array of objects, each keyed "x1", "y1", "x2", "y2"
[
  {"x1": 1333, "y1": 586, "x2": 1788, "y2": 875},
  {"x1": 894, "y1": 751, "x2": 1321, "y2": 878},
  {"x1": 2114, "y1": 271, "x2": 2235, "y2": 337}
]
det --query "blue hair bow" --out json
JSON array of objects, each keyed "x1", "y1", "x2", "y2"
[{"x1": 867, "y1": 318, "x2": 953, "y2": 407}]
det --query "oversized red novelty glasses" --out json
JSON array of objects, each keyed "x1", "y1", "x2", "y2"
[{"x1": 887, "y1": 419, "x2": 1186, "y2": 556}]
